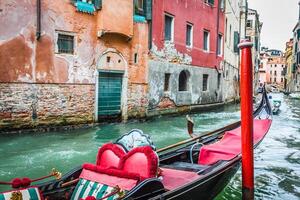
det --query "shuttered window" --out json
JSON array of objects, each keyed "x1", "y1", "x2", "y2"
[
  {"x1": 233, "y1": 31, "x2": 239, "y2": 53},
  {"x1": 57, "y1": 34, "x2": 74, "y2": 54}
]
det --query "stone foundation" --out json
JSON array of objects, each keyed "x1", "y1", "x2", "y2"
[{"x1": 0, "y1": 83, "x2": 95, "y2": 132}]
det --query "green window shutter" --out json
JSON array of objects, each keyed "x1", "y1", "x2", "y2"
[
  {"x1": 94, "y1": 0, "x2": 102, "y2": 10},
  {"x1": 233, "y1": 31, "x2": 239, "y2": 53},
  {"x1": 145, "y1": 0, "x2": 152, "y2": 20},
  {"x1": 208, "y1": 0, "x2": 214, "y2": 5}
]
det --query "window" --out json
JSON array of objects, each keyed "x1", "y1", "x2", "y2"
[
  {"x1": 217, "y1": 34, "x2": 223, "y2": 56},
  {"x1": 57, "y1": 33, "x2": 74, "y2": 54},
  {"x1": 270, "y1": 71, "x2": 272, "y2": 75},
  {"x1": 246, "y1": 20, "x2": 253, "y2": 28},
  {"x1": 179, "y1": 71, "x2": 189, "y2": 91},
  {"x1": 229, "y1": 25, "x2": 232, "y2": 46},
  {"x1": 134, "y1": 0, "x2": 144, "y2": 15},
  {"x1": 281, "y1": 78, "x2": 284, "y2": 83},
  {"x1": 134, "y1": 53, "x2": 138, "y2": 64},
  {"x1": 274, "y1": 78, "x2": 276, "y2": 82},
  {"x1": 165, "y1": 14, "x2": 174, "y2": 42},
  {"x1": 275, "y1": 64, "x2": 277, "y2": 67},
  {"x1": 203, "y1": 30, "x2": 210, "y2": 52},
  {"x1": 203, "y1": 74, "x2": 209, "y2": 91},
  {"x1": 186, "y1": 23, "x2": 193, "y2": 47},
  {"x1": 217, "y1": 73, "x2": 221, "y2": 89},
  {"x1": 234, "y1": 31, "x2": 239, "y2": 53},
  {"x1": 164, "y1": 73, "x2": 171, "y2": 91},
  {"x1": 205, "y1": 0, "x2": 215, "y2": 6},
  {"x1": 274, "y1": 71, "x2": 277, "y2": 76}
]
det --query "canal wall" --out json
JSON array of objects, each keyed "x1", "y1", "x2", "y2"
[
  {"x1": 147, "y1": 60, "x2": 223, "y2": 112},
  {"x1": 0, "y1": 83, "x2": 95, "y2": 132}
]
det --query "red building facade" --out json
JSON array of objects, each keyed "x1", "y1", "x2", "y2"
[
  {"x1": 151, "y1": 0, "x2": 225, "y2": 68},
  {"x1": 147, "y1": 0, "x2": 226, "y2": 113}
]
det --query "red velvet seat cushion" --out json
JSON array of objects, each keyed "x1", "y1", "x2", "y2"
[
  {"x1": 96, "y1": 143, "x2": 126, "y2": 168},
  {"x1": 118, "y1": 146, "x2": 159, "y2": 179}
]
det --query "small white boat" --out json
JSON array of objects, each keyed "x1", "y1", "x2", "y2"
[{"x1": 289, "y1": 93, "x2": 300, "y2": 99}]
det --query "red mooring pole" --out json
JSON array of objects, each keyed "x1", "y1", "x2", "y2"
[{"x1": 238, "y1": 40, "x2": 254, "y2": 200}]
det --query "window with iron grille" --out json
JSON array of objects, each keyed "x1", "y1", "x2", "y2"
[{"x1": 57, "y1": 34, "x2": 74, "y2": 54}]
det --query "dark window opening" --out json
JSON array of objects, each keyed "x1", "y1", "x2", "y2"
[
  {"x1": 134, "y1": 53, "x2": 138, "y2": 64},
  {"x1": 246, "y1": 20, "x2": 253, "y2": 28},
  {"x1": 57, "y1": 34, "x2": 74, "y2": 54},
  {"x1": 203, "y1": 74, "x2": 209, "y2": 91},
  {"x1": 205, "y1": 0, "x2": 215, "y2": 6},
  {"x1": 217, "y1": 73, "x2": 221, "y2": 89},
  {"x1": 179, "y1": 71, "x2": 189, "y2": 91},
  {"x1": 164, "y1": 73, "x2": 171, "y2": 91},
  {"x1": 186, "y1": 23, "x2": 193, "y2": 47},
  {"x1": 204, "y1": 30, "x2": 210, "y2": 51},
  {"x1": 165, "y1": 15, "x2": 173, "y2": 41},
  {"x1": 274, "y1": 71, "x2": 277, "y2": 76},
  {"x1": 274, "y1": 78, "x2": 276, "y2": 82},
  {"x1": 106, "y1": 56, "x2": 111, "y2": 63}
]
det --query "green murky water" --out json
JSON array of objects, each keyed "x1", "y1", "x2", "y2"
[{"x1": 0, "y1": 94, "x2": 299, "y2": 199}]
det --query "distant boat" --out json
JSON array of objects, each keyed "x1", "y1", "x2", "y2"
[
  {"x1": 289, "y1": 92, "x2": 300, "y2": 99},
  {"x1": 272, "y1": 100, "x2": 281, "y2": 115}
]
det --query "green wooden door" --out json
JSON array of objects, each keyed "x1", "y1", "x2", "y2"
[{"x1": 98, "y1": 72, "x2": 123, "y2": 120}]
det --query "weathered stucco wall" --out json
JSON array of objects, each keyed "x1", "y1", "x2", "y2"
[
  {"x1": 148, "y1": 60, "x2": 222, "y2": 113},
  {"x1": 151, "y1": 0, "x2": 225, "y2": 68},
  {"x1": 0, "y1": 0, "x2": 149, "y2": 131}
]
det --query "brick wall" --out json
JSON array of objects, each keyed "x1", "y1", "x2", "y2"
[{"x1": 0, "y1": 83, "x2": 95, "y2": 132}]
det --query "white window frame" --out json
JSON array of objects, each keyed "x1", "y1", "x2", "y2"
[
  {"x1": 218, "y1": 33, "x2": 223, "y2": 56},
  {"x1": 203, "y1": 30, "x2": 210, "y2": 52},
  {"x1": 55, "y1": 30, "x2": 77, "y2": 55},
  {"x1": 186, "y1": 23, "x2": 193, "y2": 48},
  {"x1": 164, "y1": 13, "x2": 174, "y2": 42}
]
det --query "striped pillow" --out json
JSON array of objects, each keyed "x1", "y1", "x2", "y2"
[
  {"x1": 0, "y1": 187, "x2": 42, "y2": 200},
  {"x1": 71, "y1": 178, "x2": 124, "y2": 200}
]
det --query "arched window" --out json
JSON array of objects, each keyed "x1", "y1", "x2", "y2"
[{"x1": 178, "y1": 70, "x2": 189, "y2": 91}]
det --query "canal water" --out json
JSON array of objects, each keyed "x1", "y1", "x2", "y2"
[{"x1": 0, "y1": 94, "x2": 299, "y2": 199}]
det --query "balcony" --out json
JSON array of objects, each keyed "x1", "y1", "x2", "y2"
[{"x1": 97, "y1": 0, "x2": 133, "y2": 39}]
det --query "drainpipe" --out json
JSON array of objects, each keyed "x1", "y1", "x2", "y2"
[
  {"x1": 36, "y1": 0, "x2": 41, "y2": 40},
  {"x1": 216, "y1": 0, "x2": 221, "y2": 60}
]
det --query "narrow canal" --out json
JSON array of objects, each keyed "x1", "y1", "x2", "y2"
[{"x1": 0, "y1": 94, "x2": 299, "y2": 199}]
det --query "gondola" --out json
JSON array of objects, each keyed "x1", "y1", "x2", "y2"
[{"x1": 0, "y1": 88, "x2": 272, "y2": 200}]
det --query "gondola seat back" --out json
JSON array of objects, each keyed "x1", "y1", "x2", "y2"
[
  {"x1": 119, "y1": 146, "x2": 159, "y2": 179},
  {"x1": 96, "y1": 143, "x2": 126, "y2": 169}
]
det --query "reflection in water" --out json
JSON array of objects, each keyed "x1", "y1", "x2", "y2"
[{"x1": 0, "y1": 94, "x2": 299, "y2": 199}]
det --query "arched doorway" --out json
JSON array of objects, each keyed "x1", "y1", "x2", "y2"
[
  {"x1": 178, "y1": 70, "x2": 190, "y2": 91},
  {"x1": 95, "y1": 49, "x2": 128, "y2": 122}
]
